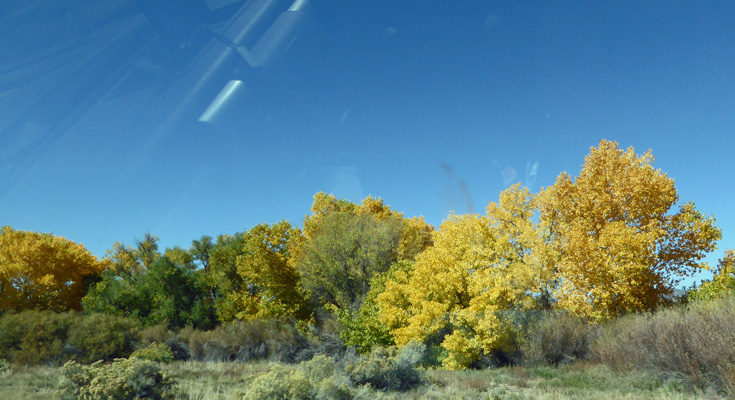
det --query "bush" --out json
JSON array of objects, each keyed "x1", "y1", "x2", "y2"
[
  {"x1": 0, "y1": 359, "x2": 10, "y2": 377},
  {"x1": 139, "y1": 323, "x2": 190, "y2": 361},
  {"x1": 66, "y1": 313, "x2": 140, "y2": 363},
  {"x1": 520, "y1": 311, "x2": 597, "y2": 367},
  {"x1": 56, "y1": 358, "x2": 177, "y2": 400},
  {"x1": 131, "y1": 342, "x2": 174, "y2": 363},
  {"x1": 593, "y1": 295, "x2": 735, "y2": 396},
  {"x1": 0, "y1": 310, "x2": 76, "y2": 365},
  {"x1": 237, "y1": 356, "x2": 352, "y2": 400},
  {"x1": 343, "y1": 341, "x2": 425, "y2": 391},
  {"x1": 177, "y1": 319, "x2": 319, "y2": 363}
]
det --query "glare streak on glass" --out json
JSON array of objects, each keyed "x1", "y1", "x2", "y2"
[
  {"x1": 288, "y1": 0, "x2": 307, "y2": 12},
  {"x1": 198, "y1": 80, "x2": 244, "y2": 122}
]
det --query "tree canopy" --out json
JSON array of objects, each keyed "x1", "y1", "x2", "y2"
[{"x1": 0, "y1": 226, "x2": 107, "y2": 312}]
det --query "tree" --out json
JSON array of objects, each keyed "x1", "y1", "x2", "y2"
[
  {"x1": 294, "y1": 192, "x2": 434, "y2": 315},
  {"x1": 203, "y1": 232, "x2": 249, "y2": 321},
  {"x1": 83, "y1": 235, "x2": 216, "y2": 329},
  {"x1": 538, "y1": 140, "x2": 721, "y2": 321},
  {"x1": 296, "y1": 210, "x2": 404, "y2": 312},
  {"x1": 0, "y1": 226, "x2": 107, "y2": 312},
  {"x1": 689, "y1": 249, "x2": 735, "y2": 301},
  {"x1": 227, "y1": 221, "x2": 311, "y2": 321},
  {"x1": 376, "y1": 185, "x2": 550, "y2": 369}
]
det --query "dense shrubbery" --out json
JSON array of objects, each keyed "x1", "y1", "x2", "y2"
[
  {"x1": 56, "y1": 358, "x2": 177, "y2": 400},
  {"x1": 0, "y1": 311, "x2": 139, "y2": 365},
  {"x1": 520, "y1": 311, "x2": 597, "y2": 367},
  {"x1": 593, "y1": 295, "x2": 735, "y2": 396}
]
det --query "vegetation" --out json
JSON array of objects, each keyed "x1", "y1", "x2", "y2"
[{"x1": 0, "y1": 139, "x2": 732, "y2": 398}]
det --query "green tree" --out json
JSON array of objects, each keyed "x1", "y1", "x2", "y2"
[
  {"x1": 689, "y1": 249, "x2": 735, "y2": 301},
  {"x1": 297, "y1": 211, "x2": 404, "y2": 312}
]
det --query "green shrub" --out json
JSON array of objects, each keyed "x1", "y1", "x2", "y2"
[
  {"x1": 131, "y1": 342, "x2": 174, "y2": 363},
  {"x1": 0, "y1": 310, "x2": 76, "y2": 365},
  {"x1": 343, "y1": 341, "x2": 425, "y2": 391},
  {"x1": 237, "y1": 356, "x2": 353, "y2": 400},
  {"x1": 0, "y1": 311, "x2": 140, "y2": 365},
  {"x1": 56, "y1": 358, "x2": 178, "y2": 400},
  {"x1": 66, "y1": 313, "x2": 140, "y2": 363},
  {"x1": 593, "y1": 295, "x2": 735, "y2": 396},
  {"x1": 0, "y1": 358, "x2": 10, "y2": 377},
  {"x1": 237, "y1": 364, "x2": 312, "y2": 400},
  {"x1": 139, "y1": 323, "x2": 190, "y2": 360},
  {"x1": 521, "y1": 311, "x2": 597, "y2": 367}
]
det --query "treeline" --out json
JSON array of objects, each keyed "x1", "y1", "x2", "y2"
[{"x1": 1, "y1": 140, "x2": 734, "y2": 374}]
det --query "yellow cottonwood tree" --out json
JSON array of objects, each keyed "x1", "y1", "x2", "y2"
[
  {"x1": 538, "y1": 140, "x2": 721, "y2": 321},
  {"x1": 0, "y1": 226, "x2": 107, "y2": 312},
  {"x1": 377, "y1": 184, "x2": 551, "y2": 369},
  {"x1": 228, "y1": 221, "x2": 311, "y2": 321}
]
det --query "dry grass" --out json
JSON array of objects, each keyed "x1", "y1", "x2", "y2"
[{"x1": 593, "y1": 295, "x2": 735, "y2": 396}]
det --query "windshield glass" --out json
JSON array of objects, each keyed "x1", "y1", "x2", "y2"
[{"x1": 2, "y1": 0, "x2": 733, "y2": 287}]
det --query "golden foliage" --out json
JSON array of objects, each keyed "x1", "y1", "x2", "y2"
[
  {"x1": 538, "y1": 140, "x2": 721, "y2": 321},
  {"x1": 377, "y1": 185, "x2": 550, "y2": 369},
  {"x1": 0, "y1": 226, "x2": 107, "y2": 312},
  {"x1": 228, "y1": 221, "x2": 311, "y2": 321}
]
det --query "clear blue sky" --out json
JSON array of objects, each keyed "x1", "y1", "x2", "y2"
[{"x1": 2, "y1": 0, "x2": 734, "y2": 287}]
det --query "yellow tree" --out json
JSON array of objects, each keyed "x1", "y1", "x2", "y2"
[
  {"x1": 228, "y1": 221, "x2": 311, "y2": 321},
  {"x1": 377, "y1": 184, "x2": 551, "y2": 369},
  {"x1": 538, "y1": 140, "x2": 721, "y2": 321},
  {"x1": 0, "y1": 226, "x2": 107, "y2": 312}
]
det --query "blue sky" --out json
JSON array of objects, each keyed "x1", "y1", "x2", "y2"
[{"x1": 2, "y1": 0, "x2": 734, "y2": 286}]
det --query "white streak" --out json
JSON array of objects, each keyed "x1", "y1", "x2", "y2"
[{"x1": 198, "y1": 80, "x2": 244, "y2": 122}]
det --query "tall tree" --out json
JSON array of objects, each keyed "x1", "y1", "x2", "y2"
[
  {"x1": 538, "y1": 140, "x2": 721, "y2": 320},
  {"x1": 227, "y1": 221, "x2": 310, "y2": 321},
  {"x1": 294, "y1": 192, "x2": 434, "y2": 315},
  {"x1": 0, "y1": 226, "x2": 107, "y2": 312},
  {"x1": 376, "y1": 185, "x2": 549, "y2": 369}
]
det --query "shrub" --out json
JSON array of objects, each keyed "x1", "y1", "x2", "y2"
[
  {"x1": 176, "y1": 318, "x2": 314, "y2": 363},
  {"x1": 56, "y1": 358, "x2": 177, "y2": 400},
  {"x1": 343, "y1": 341, "x2": 425, "y2": 391},
  {"x1": 131, "y1": 342, "x2": 174, "y2": 363},
  {"x1": 0, "y1": 311, "x2": 140, "y2": 365},
  {"x1": 520, "y1": 311, "x2": 597, "y2": 367},
  {"x1": 139, "y1": 324, "x2": 189, "y2": 360},
  {"x1": 0, "y1": 310, "x2": 76, "y2": 365},
  {"x1": 66, "y1": 313, "x2": 140, "y2": 363},
  {"x1": 593, "y1": 295, "x2": 735, "y2": 396},
  {"x1": 237, "y1": 356, "x2": 353, "y2": 400},
  {"x1": 0, "y1": 359, "x2": 10, "y2": 377}
]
